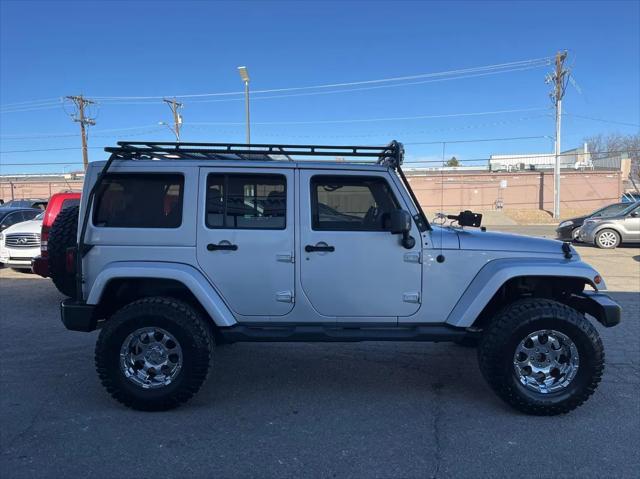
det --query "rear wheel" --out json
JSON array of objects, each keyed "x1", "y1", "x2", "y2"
[
  {"x1": 48, "y1": 205, "x2": 79, "y2": 297},
  {"x1": 95, "y1": 297, "x2": 213, "y2": 411},
  {"x1": 478, "y1": 298, "x2": 604, "y2": 415},
  {"x1": 595, "y1": 229, "x2": 620, "y2": 249}
]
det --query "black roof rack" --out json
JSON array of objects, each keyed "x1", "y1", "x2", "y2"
[{"x1": 104, "y1": 140, "x2": 404, "y2": 168}]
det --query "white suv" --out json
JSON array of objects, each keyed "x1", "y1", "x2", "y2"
[
  {"x1": 0, "y1": 211, "x2": 43, "y2": 271},
  {"x1": 58, "y1": 141, "x2": 621, "y2": 415}
]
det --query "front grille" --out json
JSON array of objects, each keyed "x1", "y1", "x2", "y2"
[{"x1": 5, "y1": 233, "x2": 41, "y2": 248}]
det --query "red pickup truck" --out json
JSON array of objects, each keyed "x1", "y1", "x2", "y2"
[{"x1": 32, "y1": 191, "x2": 80, "y2": 278}]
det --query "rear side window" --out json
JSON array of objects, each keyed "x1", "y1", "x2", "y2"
[
  {"x1": 206, "y1": 174, "x2": 286, "y2": 229},
  {"x1": 311, "y1": 175, "x2": 399, "y2": 231},
  {"x1": 93, "y1": 174, "x2": 184, "y2": 228},
  {"x1": 61, "y1": 198, "x2": 80, "y2": 210}
]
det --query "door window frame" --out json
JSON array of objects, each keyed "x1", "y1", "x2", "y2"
[
  {"x1": 204, "y1": 172, "x2": 288, "y2": 230},
  {"x1": 310, "y1": 174, "x2": 401, "y2": 232}
]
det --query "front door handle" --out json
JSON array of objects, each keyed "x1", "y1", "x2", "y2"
[
  {"x1": 207, "y1": 243, "x2": 238, "y2": 251},
  {"x1": 305, "y1": 244, "x2": 335, "y2": 253}
]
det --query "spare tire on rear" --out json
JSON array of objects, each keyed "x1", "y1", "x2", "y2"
[{"x1": 48, "y1": 205, "x2": 79, "y2": 298}]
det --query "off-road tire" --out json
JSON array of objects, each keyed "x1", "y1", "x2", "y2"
[
  {"x1": 48, "y1": 205, "x2": 79, "y2": 297},
  {"x1": 95, "y1": 297, "x2": 213, "y2": 411},
  {"x1": 478, "y1": 298, "x2": 604, "y2": 415},
  {"x1": 595, "y1": 228, "x2": 621, "y2": 249}
]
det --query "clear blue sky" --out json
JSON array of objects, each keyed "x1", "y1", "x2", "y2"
[{"x1": 1, "y1": 0, "x2": 638, "y2": 174}]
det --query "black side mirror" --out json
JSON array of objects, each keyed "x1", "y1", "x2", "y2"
[{"x1": 389, "y1": 210, "x2": 415, "y2": 249}]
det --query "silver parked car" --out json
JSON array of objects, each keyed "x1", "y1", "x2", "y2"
[{"x1": 579, "y1": 201, "x2": 640, "y2": 248}]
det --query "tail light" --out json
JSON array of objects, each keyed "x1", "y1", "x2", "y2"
[
  {"x1": 65, "y1": 247, "x2": 77, "y2": 273},
  {"x1": 40, "y1": 226, "x2": 50, "y2": 257}
]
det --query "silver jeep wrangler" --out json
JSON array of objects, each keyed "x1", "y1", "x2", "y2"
[{"x1": 58, "y1": 141, "x2": 621, "y2": 414}]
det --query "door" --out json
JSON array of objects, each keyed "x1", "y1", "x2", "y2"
[
  {"x1": 197, "y1": 168, "x2": 295, "y2": 316},
  {"x1": 299, "y1": 171, "x2": 422, "y2": 318},
  {"x1": 622, "y1": 205, "x2": 640, "y2": 241}
]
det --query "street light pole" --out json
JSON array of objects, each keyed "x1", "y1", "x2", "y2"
[{"x1": 238, "y1": 66, "x2": 250, "y2": 144}]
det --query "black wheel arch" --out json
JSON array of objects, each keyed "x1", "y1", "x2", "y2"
[{"x1": 471, "y1": 275, "x2": 594, "y2": 330}]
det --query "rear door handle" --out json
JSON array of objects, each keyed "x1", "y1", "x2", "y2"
[
  {"x1": 305, "y1": 244, "x2": 335, "y2": 253},
  {"x1": 207, "y1": 243, "x2": 238, "y2": 251}
]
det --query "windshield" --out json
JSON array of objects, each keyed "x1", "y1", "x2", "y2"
[{"x1": 591, "y1": 203, "x2": 630, "y2": 218}]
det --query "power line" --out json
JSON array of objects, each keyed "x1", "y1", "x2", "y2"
[
  {"x1": 0, "y1": 58, "x2": 552, "y2": 114},
  {"x1": 88, "y1": 57, "x2": 551, "y2": 102},
  {"x1": 563, "y1": 113, "x2": 640, "y2": 128},
  {"x1": 0, "y1": 108, "x2": 550, "y2": 139},
  {"x1": 0, "y1": 147, "x2": 103, "y2": 153},
  {"x1": 0, "y1": 97, "x2": 61, "y2": 108},
  {"x1": 187, "y1": 107, "x2": 550, "y2": 127},
  {"x1": 179, "y1": 65, "x2": 550, "y2": 104},
  {"x1": 0, "y1": 103, "x2": 63, "y2": 114}
]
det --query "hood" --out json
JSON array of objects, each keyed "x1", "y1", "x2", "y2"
[
  {"x1": 562, "y1": 215, "x2": 588, "y2": 226},
  {"x1": 456, "y1": 228, "x2": 566, "y2": 255},
  {"x1": 2, "y1": 219, "x2": 43, "y2": 235}
]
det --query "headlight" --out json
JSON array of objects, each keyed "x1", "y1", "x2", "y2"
[{"x1": 559, "y1": 220, "x2": 573, "y2": 228}]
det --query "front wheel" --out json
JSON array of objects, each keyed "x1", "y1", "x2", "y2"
[
  {"x1": 595, "y1": 229, "x2": 620, "y2": 249},
  {"x1": 95, "y1": 297, "x2": 213, "y2": 411},
  {"x1": 478, "y1": 299, "x2": 604, "y2": 415}
]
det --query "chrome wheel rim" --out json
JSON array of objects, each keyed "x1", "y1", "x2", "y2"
[
  {"x1": 571, "y1": 228, "x2": 580, "y2": 240},
  {"x1": 513, "y1": 330, "x2": 579, "y2": 394},
  {"x1": 598, "y1": 231, "x2": 617, "y2": 248},
  {"x1": 119, "y1": 327, "x2": 183, "y2": 389}
]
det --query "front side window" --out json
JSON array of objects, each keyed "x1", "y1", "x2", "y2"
[
  {"x1": 93, "y1": 174, "x2": 184, "y2": 228},
  {"x1": 1, "y1": 212, "x2": 24, "y2": 229},
  {"x1": 206, "y1": 174, "x2": 286, "y2": 229},
  {"x1": 311, "y1": 175, "x2": 399, "y2": 231}
]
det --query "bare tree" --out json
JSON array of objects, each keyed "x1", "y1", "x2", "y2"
[{"x1": 583, "y1": 132, "x2": 640, "y2": 162}]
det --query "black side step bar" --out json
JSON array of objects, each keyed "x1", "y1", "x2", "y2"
[{"x1": 218, "y1": 323, "x2": 470, "y2": 343}]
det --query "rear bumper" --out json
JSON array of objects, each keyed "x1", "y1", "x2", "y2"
[
  {"x1": 31, "y1": 255, "x2": 49, "y2": 277},
  {"x1": 60, "y1": 299, "x2": 97, "y2": 332},
  {"x1": 569, "y1": 291, "x2": 622, "y2": 327}
]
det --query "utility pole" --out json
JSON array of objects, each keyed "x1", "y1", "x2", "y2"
[
  {"x1": 549, "y1": 51, "x2": 568, "y2": 219},
  {"x1": 162, "y1": 98, "x2": 183, "y2": 142},
  {"x1": 66, "y1": 95, "x2": 96, "y2": 171}
]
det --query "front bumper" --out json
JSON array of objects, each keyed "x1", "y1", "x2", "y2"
[
  {"x1": 0, "y1": 258, "x2": 33, "y2": 269},
  {"x1": 568, "y1": 291, "x2": 622, "y2": 327},
  {"x1": 0, "y1": 246, "x2": 40, "y2": 269},
  {"x1": 578, "y1": 224, "x2": 597, "y2": 243},
  {"x1": 60, "y1": 299, "x2": 97, "y2": 332},
  {"x1": 556, "y1": 225, "x2": 577, "y2": 241}
]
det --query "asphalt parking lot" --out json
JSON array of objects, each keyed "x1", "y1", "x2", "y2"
[{"x1": 1, "y1": 228, "x2": 639, "y2": 478}]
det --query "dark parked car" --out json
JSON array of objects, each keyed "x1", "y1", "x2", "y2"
[
  {"x1": 2, "y1": 198, "x2": 48, "y2": 210},
  {"x1": 556, "y1": 202, "x2": 630, "y2": 241}
]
